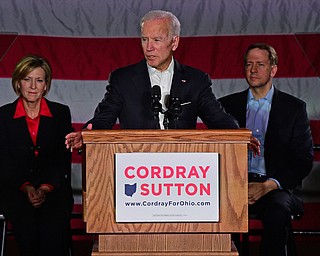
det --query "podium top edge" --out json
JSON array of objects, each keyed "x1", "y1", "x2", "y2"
[{"x1": 82, "y1": 129, "x2": 251, "y2": 144}]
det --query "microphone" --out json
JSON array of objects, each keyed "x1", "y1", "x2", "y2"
[
  {"x1": 151, "y1": 85, "x2": 162, "y2": 129},
  {"x1": 170, "y1": 97, "x2": 182, "y2": 129}
]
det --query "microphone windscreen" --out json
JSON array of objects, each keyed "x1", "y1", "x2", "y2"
[{"x1": 151, "y1": 85, "x2": 161, "y2": 99}]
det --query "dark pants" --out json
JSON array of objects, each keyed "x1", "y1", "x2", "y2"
[
  {"x1": 3, "y1": 187, "x2": 73, "y2": 256},
  {"x1": 248, "y1": 175, "x2": 303, "y2": 256}
]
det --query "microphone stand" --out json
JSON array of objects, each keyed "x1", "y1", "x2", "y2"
[
  {"x1": 151, "y1": 100, "x2": 162, "y2": 129},
  {"x1": 163, "y1": 110, "x2": 169, "y2": 129},
  {"x1": 151, "y1": 86, "x2": 162, "y2": 129},
  {"x1": 170, "y1": 97, "x2": 182, "y2": 129}
]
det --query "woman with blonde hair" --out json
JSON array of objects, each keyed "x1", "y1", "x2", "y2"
[{"x1": 0, "y1": 55, "x2": 74, "y2": 256}]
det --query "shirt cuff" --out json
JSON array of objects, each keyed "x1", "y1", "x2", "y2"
[
  {"x1": 19, "y1": 182, "x2": 32, "y2": 192},
  {"x1": 39, "y1": 184, "x2": 54, "y2": 192},
  {"x1": 267, "y1": 178, "x2": 282, "y2": 189}
]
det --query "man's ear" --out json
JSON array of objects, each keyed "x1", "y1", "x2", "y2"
[
  {"x1": 271, "y1": 65, "x2": 278, "y2": 78},
  {"x1": 172, "y1": 36, "x2": 180, "y2": 52}
]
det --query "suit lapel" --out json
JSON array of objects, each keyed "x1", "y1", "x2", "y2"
[
  {"x1": 170, "y1": 60, "x2": 189, "y2": 100},
  {"x1": 132, "y1": 60, "x2": 152, "y2": 90},
  {"x1": 37, "y1": 116, "x2": 52, "y2": 146},
  {"x1": 8, "y1": 100, "x2": 34, "y2": 146},
  {"x1": 237, "y1": 90, "x2": 249, "y2": 127},
  {"x1": 265, "y1": 87, "x2": 282, "y2": 141},
  {"x1": 13, "y1": 117, "x2": 34, "y2": 146}
]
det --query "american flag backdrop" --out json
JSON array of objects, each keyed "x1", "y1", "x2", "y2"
[{"x1": 0, "y1": 0, "x2": 319, "y2": 199}]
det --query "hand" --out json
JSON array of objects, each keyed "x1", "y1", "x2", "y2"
[
  {"x1": 65, "y1": 123, "x2": 92, "y2": 151},
  {"x1": 24, "y1": 185, "x2": 46, "y2": 208},
  {"x1": 248, "y1": 180, "x2": 278, "y2": 205},
  {"x1": 249, "y1": 135, "x2": 260, "y2": 157},
  {"x1": 65, "y1": 131, "x2": 82, "y2": 152}
]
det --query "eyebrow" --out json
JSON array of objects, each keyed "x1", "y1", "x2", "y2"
[{"x1": 246, "y1": 61, "x2": 267, "y2": 64}]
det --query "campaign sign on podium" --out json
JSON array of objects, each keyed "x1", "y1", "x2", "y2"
[
  {"x1": 82, "y1": 129, "x2": 250, "y2": 256},
  {"x1": 115, "y1": 152, "x2": 219, "y2": 222}
]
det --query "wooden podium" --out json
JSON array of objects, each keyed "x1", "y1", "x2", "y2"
[{"x1": 82, "y1": 129, "x2": 250, "y2": 256}]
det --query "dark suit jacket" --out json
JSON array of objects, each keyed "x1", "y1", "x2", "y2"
[
  {"x1": 0, "y1": 98, "x2": 73, "y2": 213},
  {"x1": 219, "y1": 87, "x2": 314, "y2": 189},
  {"x1": 88, "y1": 59, "x2": 239, "y2": 129}
]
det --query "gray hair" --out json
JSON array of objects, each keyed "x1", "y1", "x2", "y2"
[{"x1": 140, "y1": 10, "x2": 181, "y2": 37}]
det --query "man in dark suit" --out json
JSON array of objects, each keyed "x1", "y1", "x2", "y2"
[
  {"x1": 219, "y1": 43, "x2": 314, "y2": 256},
  {"x1": 66, "y1": 10, "x2": 238, "y2": 149}
]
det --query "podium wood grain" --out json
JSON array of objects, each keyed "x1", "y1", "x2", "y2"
[{"x1": 82, "y1": 129, "x2": 250, "y2": 255}]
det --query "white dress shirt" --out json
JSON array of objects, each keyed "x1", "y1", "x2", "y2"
[{"x1": 148, "y1": 58, "x2": 174, "y2": 129}]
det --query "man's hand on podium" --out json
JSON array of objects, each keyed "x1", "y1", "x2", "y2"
[
  {"x1": 65, "y1": 123, "x2": 92, "y2": 152},
  {"x1": 249, "y1": 135, "x2": 260, "y2": 157}
]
